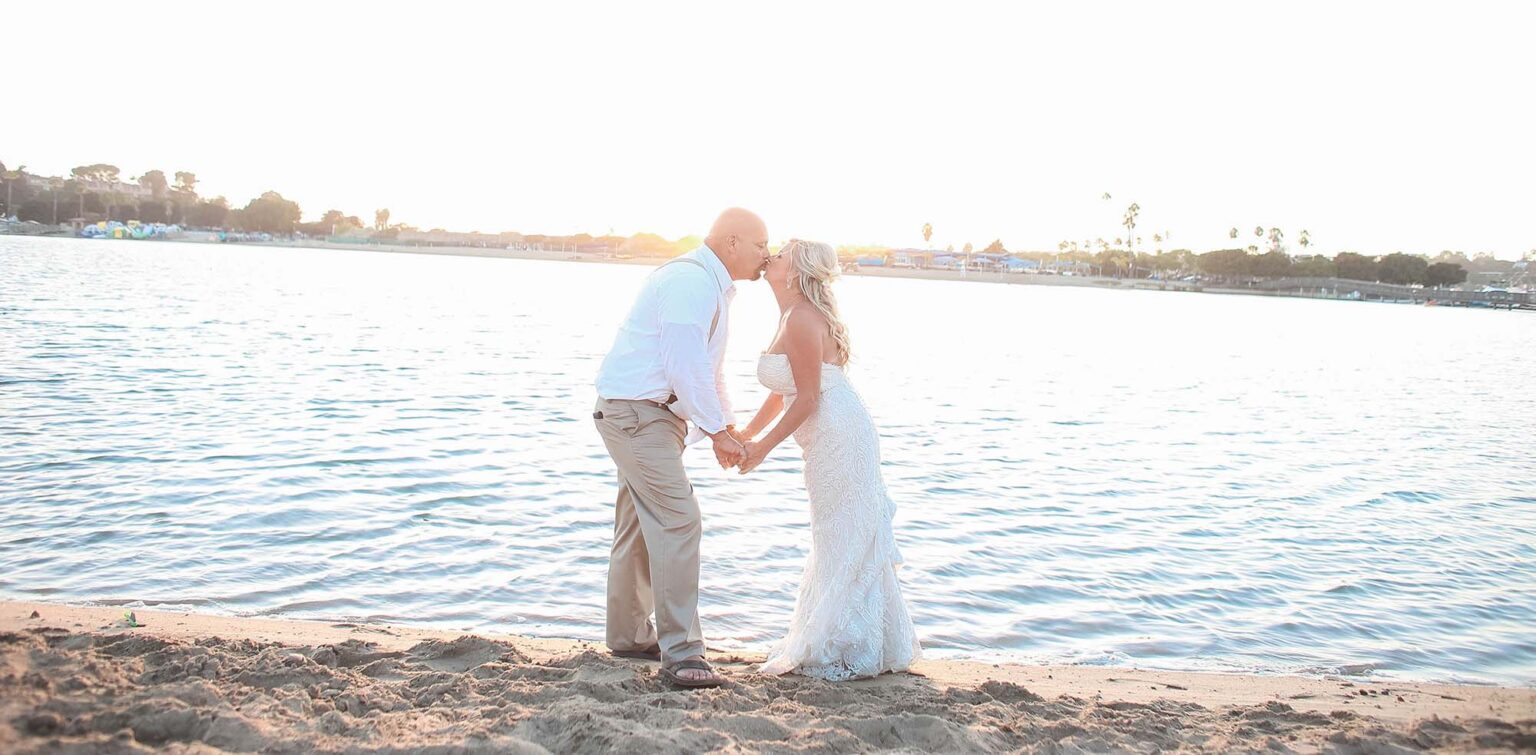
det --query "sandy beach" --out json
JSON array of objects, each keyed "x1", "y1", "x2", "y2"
[{"x1": 3, "y1": 601, "x2": 1531, "y2": 753}]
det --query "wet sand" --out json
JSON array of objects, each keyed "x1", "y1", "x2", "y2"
[{"x1": 3, "y1": 600, "x2": 1532, "y2": 753}]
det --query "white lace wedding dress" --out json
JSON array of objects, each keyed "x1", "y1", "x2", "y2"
[{"x1": 757, "y1": 353, "x2": 921, "y2": 681}]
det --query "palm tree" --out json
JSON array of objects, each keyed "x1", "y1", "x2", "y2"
[
  {"x1": 375, "y1": 208, "x2": 391, "y2": 231},
  {"x1": 1122, "y1": 203, "x2": 1140, "y2": 250},
  {"x1": 1267, "y1": 227, "x2": 1284, "y2": 254},
  {"x1": 1121, "y1": 202, "x2": 1140, "y2": 277},
  {"x1": 1298, "y1": 229, "x2": 1311, "y2": 253},
  {"x1": 1153, "y1": 232, "x2": 1163, "y2": 253},
  {"x1": 1229, "y1": 227, "x2": 1240, "y2": 243},
  {"x1": 922, "y1": 222, "x2": 933, "y2": 247}
]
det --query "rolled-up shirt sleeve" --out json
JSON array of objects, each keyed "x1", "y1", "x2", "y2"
[
  {"x1": 657, "y1": 275, "x2": 727, "y2": 436},
  {"x1": 713, "y1": 350, "x2": 736, "y2": 429}
]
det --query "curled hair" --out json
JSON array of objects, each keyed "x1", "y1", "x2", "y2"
[{"x1": 782, "y1": 239, "x2": 852, "y2": 366}]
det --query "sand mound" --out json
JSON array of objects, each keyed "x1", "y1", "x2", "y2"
[
  {"x1": 403, "y1": 635, "x2": 531, "y2": 673},
  {"x1": 3, "y1": 625, "x2": 1532, "y2": 753}
]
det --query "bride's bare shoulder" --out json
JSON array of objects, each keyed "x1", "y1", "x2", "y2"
[
  {"x1": 785, "y1": 302, "x2": 828, "y2": 330},
  {"x1": 783, "y1": 304, "x2": 835, "y2": 359}
]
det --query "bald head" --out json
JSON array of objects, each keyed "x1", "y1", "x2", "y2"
[
  {"x1": 707, "y1": 207, "x2": 766, "y2": 242},
  {"x1": 704, "y1": 207, "x2": 769, "y2": 282}
]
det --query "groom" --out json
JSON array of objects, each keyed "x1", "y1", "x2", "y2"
[{"x1": 592, "y1": 208, "x2": 769, "y2": 687}]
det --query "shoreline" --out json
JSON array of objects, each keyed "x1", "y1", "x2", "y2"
[
  {"x1": 233, "y1": 238, "x2": 1282, "y2": 298},
  {"x1": 7, "y1": 233, "x2": 1529, "y2": 308},
  {"x1": 4, "y1": 600, "x2": 1533, "y2": 752},
  {"x1": 224, "y1": 238, "x2": 1536, "y2": 308}
]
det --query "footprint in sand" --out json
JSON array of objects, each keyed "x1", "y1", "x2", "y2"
[
  {"x1": 330, "y1": 622, "x2": 398, "y2": 636},
  {"x1": 404, "y1": 635, "x2": 529, "y2": 672}
]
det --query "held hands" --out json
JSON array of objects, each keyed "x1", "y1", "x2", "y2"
[
  {"x1": 710, "y1": 427, "x2": 769, "y2": 474},
  {"x1": 711, "y1": 431, "x2": 746, "y2": 469},
  {"x1": 737, "y1": 441, "x2": 767, "y2": 475},
  {"x1": 730, "y1": 427, "x2": 770, "y2": 474}
]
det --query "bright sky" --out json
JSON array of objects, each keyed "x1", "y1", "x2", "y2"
[{"x1": 8, "y1": 1, "x2": 1534, "y2": 258}]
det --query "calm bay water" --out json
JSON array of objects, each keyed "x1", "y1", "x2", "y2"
[{"x1": 2, "y1": 237, "x2": 1533, "y2": 685}]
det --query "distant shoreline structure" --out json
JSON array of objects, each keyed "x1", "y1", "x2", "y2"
[
  {"x1": 3, "y1": 160, "x2": 1531, "y2": 296},
  {"x1": 5, "y1": 232, "x2": 1530, "y2": 311}
]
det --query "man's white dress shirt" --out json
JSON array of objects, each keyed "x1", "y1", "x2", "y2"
[{"x1": 596, "y1": 244, "x2": 736, "y2": 442}]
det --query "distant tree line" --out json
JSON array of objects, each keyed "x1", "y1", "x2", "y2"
[
  {"x1": 865, "y1": 219, "x2": 1501, "y2": 288},
  {"x1": 2, "y1": 158, "x2": 1519, "y2": 285},
  {"x1": 1189, "y1": 249, "x2": 1469, "y2": 287},
  {"x1": 0, "y1": 160, "x2": 276, "y2": 231},
  {"x1": 848, "y1": 240, "x2": 1487, "y2": 288},
  {"x1": 1, "y1": 158, "x2": 720, "y2": 253},
  {"x1": 0, "y1": 159, "x2": 385, "y2": 237}
]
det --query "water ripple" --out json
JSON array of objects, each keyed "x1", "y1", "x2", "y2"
[{"x1": 2, "y1": 236, "x2": 1534, "y2": 686}]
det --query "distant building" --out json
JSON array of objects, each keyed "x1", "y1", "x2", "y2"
[
  {"x1": 73, "y1": 179, "x2": 153, "y2": 199},
  {"x1": 968, "y1": 254, "x2": 1007, "y2": 272},
  {"x1": 397, "y1": 229, "x2": 503, "y2": 247},
  {"x1": 1043, "y1": 259, "x2": 1092, "y2": 274},
  {"x1": 890, "y1": 249, "x2": 942, "y2": 268}
]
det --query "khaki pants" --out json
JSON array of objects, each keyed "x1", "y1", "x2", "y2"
[{"x1": 593, "y1": 397, "x2": 705, "y2": 663}]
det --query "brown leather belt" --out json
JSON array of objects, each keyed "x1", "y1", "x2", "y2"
[{"x1": 596, "y1": 396, "x2": 677, "y2": 419}]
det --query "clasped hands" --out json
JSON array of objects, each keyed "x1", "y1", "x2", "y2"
[{"x1": 712, "y1": 427, "x2": 767, "y2": 474}]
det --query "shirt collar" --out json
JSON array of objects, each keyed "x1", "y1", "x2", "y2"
[{"x1": 697, "y1": 242, "x2": 736, "y2": 295}]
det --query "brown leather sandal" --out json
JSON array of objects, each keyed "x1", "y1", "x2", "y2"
[{"x1": 660, "y1": 657, "x2": 724, "y2": 688}]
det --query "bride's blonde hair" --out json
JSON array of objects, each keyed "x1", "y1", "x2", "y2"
[{"x1": 783, "y1": 239, "x2": 852, "y2": 366}]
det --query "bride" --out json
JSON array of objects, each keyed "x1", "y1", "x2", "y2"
[{"x1": 737, "y1": 239, "x2": 921, "y2": 681}]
